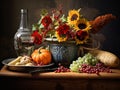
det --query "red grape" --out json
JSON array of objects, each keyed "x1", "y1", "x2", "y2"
[
  {"x1": 79, "y1": 62, "x2": 112, "y2": 75},
  {"x1": 54, "y1": 63, "x2": 71, "y2": 73}
]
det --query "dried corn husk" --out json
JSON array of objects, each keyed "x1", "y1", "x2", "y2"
[{"x1": 89, "y1": 49, "x2": 120, "y2": 67}]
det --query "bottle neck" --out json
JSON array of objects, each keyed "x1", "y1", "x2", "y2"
[{"x1": 19, "y1": 9, "x2": 29, "y2": 31}]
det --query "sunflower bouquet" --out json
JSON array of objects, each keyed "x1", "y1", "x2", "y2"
[{"x1": 31, "y1": 6, "x2": 116, "y2": 45}]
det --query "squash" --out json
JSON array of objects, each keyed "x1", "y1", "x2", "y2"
[
  {"x1": 31, "y1": 48, "x2": 52, "y2": 65},
  {"x1": 89, "y1": 49, "x2": 120, "y2": 68}
]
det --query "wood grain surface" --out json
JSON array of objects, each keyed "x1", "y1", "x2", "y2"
[{"x1": 0, "y1": 66, "x2": 120, "y2": 79}]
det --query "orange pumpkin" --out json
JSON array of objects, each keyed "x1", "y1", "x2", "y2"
[{"x1": 31, "y1": 48, "x2": 52, "y2": 65}]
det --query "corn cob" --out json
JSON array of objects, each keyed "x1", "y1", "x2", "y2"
[{"x1": 8, "y1": 56, "x2": 22, "y2": 66}]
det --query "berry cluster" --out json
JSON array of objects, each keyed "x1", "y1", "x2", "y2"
[
  {"x1": 54, "y1": 63, "x2": 71, "y2": 73},
  {"x1": 79, "y1": 62, "x2": 112, "y2": 75}
]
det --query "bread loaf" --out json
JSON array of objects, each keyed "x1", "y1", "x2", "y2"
[{"x1": 89, "y1": 49, "x2": 120, "y2": 68}]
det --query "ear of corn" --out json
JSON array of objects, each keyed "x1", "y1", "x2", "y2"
[
  {"x1": 8, "y1": 56, "x2": 22, "y2": 66},
  {"x1": 89, "y1": 49, "x2": 120, "y2": 68}
]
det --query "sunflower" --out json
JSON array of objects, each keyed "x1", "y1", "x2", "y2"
[
  {"x1": 55, "y1": 32, "x2": 68, "y2": 42},
  {"x1": 74, "y1": 18, "x2": 91, "y2": 31},
  {"x1": 75, "y1": 30, "x2": 89, "y2": 44},
  {"x1": 67, "y1": 9, "x2": 80, "y2": 25}
]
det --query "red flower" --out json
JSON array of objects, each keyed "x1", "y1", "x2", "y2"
[
  {"x1": 31, "y1": 30, "x2": 42, "y2": 45},
  {"x1": 76, "y1": 30, "x2": 88, "y2": 41},
  {"x1": 57, "y1": 24, "x2": 70, "y2": 35},
  {"x1": 41, "y1": 16, "x2": 52, "y2": 28}
]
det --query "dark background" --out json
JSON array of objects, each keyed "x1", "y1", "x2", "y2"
[{"x1": 0, "y1": 0, "x2": 120, "y2": 68}]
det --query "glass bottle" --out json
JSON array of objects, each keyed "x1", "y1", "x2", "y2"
[{"x1": 14, "y1": 9, "x2": 34, "y2": 56}]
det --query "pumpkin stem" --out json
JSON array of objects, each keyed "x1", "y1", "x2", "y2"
[{"x1": 38, "y1": 46, "x2": 43, "y2": 53}]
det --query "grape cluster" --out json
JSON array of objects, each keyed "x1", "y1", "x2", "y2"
[
  {"x1": 54, "y1": 63, "x2": 71, "y2": 73},
  {"x1": 69, "y1": 53, "x2": 99, "y2": 72},
  {"x1": 79, "y1": 63, "x2": 112, "y2": 74}
]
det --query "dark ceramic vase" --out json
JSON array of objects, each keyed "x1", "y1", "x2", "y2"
[{"x1": 44, "y1": 39, "x2": 80, "y2": 66}]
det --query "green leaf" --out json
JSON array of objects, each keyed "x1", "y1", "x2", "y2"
[
  {"x1": 32, "y1": 24, "x2": 39, "y2": 31},
  {"x1": 39, "y1": 24, "x2": 44, "y2": 29},
  {"x1": 61, "y1": 14, "x2": 67, "y2": 22}
]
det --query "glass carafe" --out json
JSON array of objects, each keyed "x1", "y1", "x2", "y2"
[{"x1": 14, "y1": 9, "x2": 34, "y2": 56}]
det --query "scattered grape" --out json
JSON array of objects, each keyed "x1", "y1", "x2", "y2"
[{"x1": 54, "y1": 63, "x2": 71, "y2": 73}]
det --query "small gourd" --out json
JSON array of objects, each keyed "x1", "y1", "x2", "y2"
[{"x1": 31, "y1": 47, "x2": 52, "y2": 65}]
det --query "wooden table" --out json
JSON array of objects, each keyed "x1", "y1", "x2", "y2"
[{"x1": 0, "y1": 66, "x2": 120, "y2": 90}]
